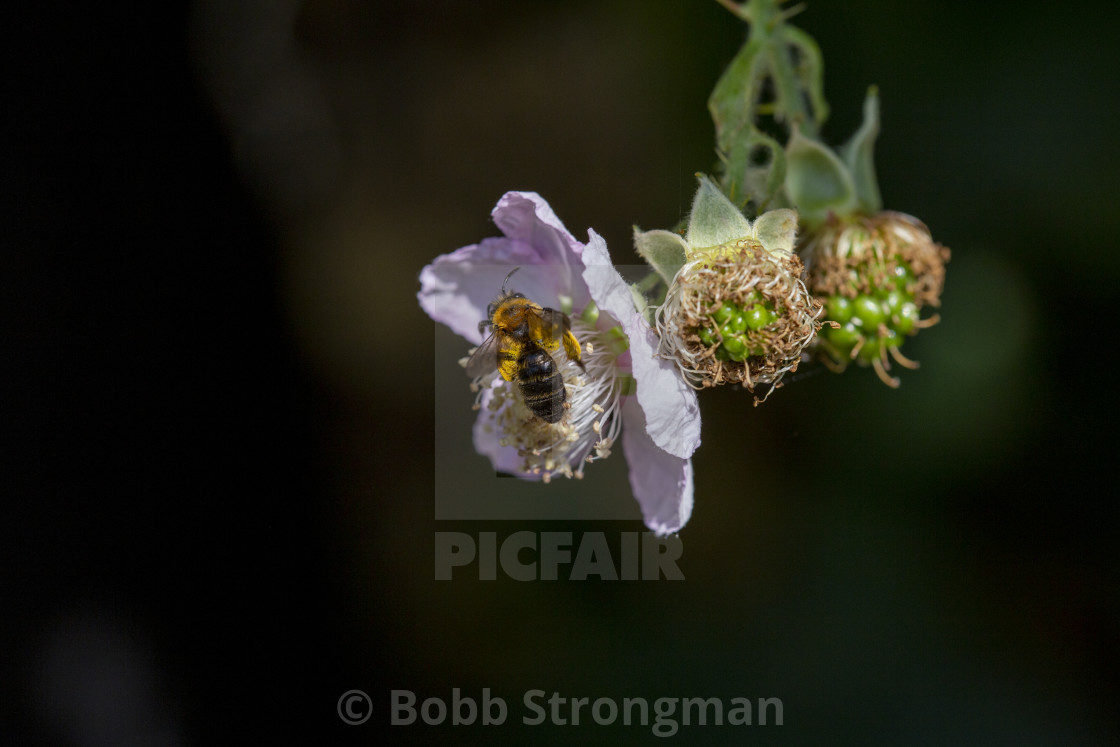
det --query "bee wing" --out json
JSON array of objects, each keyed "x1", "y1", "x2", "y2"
[
  {"x1": 532, "y1": 307, "x2": 570, "y2": 345},
  {"x1": 465, "y1": 332, "x2": 501, "y2": 378},
  {"x1": 535, "y1": 307, "x2": 585, "y2": 369}
]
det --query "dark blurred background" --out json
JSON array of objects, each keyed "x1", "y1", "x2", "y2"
[{"x1": 5, "y1": 0, "x2": 1118, "y2": 743}]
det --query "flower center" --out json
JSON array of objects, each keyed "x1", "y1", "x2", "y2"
[{"x1": 468, "y1": 314, "x2": 630, "y2": 482}]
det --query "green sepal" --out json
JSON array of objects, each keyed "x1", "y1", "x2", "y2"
[
  {"x1": 753, "y1": 208, "x2": 799, "y2": 255},
  {"x1": 784, "y1": 127, "x2": 857, "y2": 227},
  {"x1": 579, "y1": 301, "x2": 599, "y2": 326},
  {"x1": 686, "y1": 175, "x2": 752, "y2": 250},
  {"x1": 633, "y1": 227, "x2": 687, "y2": 285},
  {"x1": 839, "y1": 87, "x2": 883, "y2": 215},
  {"x1": 607, "y1": 326, "x2": 630, "y2": 355},
  {"x1": 629, "y1": 282, "x2": 656, "y2": 328},
  {"x1": 556, "y1": 294, "x2": 573, "y2": 316},
  {"x1": 628, "y1": 283, "x2": 648, "y2": 316}
]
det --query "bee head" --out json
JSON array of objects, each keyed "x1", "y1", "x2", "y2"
[
  {"x1": 486, "y1": 266, "x2": 526, "y2": 322},
  {"x1": 487, "y1": 292, "x2": 526, "y2": 325}
]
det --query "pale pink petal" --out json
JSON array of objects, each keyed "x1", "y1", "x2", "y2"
[
  {"x1": 418, "y1": 192, "x2": 591, "y2": 344},
  {"x1": 621, "y1": 397, "x2": 694, "y2": 535},
  {"x1": 492, "y1": 192, "x2": 581, "y2": 260},
  {"x1": 418, "y1": 239, "x2": 524, "y2": 344},
  {"x1": 492, "y1": 193, "x2": 591, "y2": 309},
  {"x1": 581, "y1": 230, "x2": 701, "y2": 459}
]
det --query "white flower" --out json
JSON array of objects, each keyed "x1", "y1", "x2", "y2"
[{"x1": 418, "y1": 192, "x2": 701, "y2": 534}]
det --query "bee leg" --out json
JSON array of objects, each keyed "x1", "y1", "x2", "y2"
[
  {"x1": 497, "y1": 352, "x2": 519, "y2": 383},
  {"x1": 562, "y1": 329, "x2": 586, "y2": 370}
]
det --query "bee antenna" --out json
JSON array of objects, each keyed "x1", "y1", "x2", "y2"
[{"x1": 501, "y1": 267, "x2": 521, "y2": 296}]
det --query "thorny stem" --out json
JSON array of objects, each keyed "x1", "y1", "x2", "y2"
[{"x1": 713, "y1": 0, "x2": 822, "y2": 139}]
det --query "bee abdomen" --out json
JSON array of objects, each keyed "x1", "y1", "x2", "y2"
[{"x1": 516, "y1": 344, "x2": 565, "y2": 424}]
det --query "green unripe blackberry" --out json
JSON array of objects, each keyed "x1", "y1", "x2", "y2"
[
  {"x1": 711, "y1": 303, "x2": 735, "y2": 325},
  {"x1": 893, "y1": 302, "x2": 920, "y2": 336},
  {"x1": 822, "y1": 322, "x2": 861, "y2": 351},
  {"x1": 852, "y1": 295, "x2": 887, "y2": 330},
  {"x1": 826, "y1": 295, "x2": 853, "y2": 324},
  {"x1": 650, "y1": 198, "x2": 824, "y2": 398},
  {"x1": 721, "y1": 335, "x2": 748, "y2": 360},
  {"x1": 742, "y1": 303, "x2": 771, "y2": 331},
  {"x1": 689, "y1": 294, "x2": 788, "y2": 369},
  {"x1": 801, "y1": 212, "x2": 950, "y2": 387},
  {"x1": 882, "y1": 289, "x2": 906, "y2": 316},
  {"x1": 856, "y1": 334, "x2": 882, "y2": 363},
  {"x1": 727, "y1": 310, "x2": 748, "y2": 334}
]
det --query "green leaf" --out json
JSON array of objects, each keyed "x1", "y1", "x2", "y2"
[
  {"x1": 784, "y1": 127, "x2": 857, "y2": 227},
  {"x1": 686, "y1": 175, "x2": 753, "y2": 249},
  {"x1": 632, "y1": 228, "x2": 687, "y2": 284},
  {"x1": 719, "y1": 127, "x2": 786, "y2": 211},
  {"x1": 628, "y1": 282, "x2": 652, "y2": 326},
  {"x1": 708, "y1": 38, "x2": 767, "y2": 158},
  {"x1": 780, "y1": 25, "x2": 830, "y2": 132},
  {"x1": 839, "y1": 86, "x2": 883, "y2": 214}
]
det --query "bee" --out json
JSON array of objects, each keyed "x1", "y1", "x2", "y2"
[{"x1": 466, "y1": 268, "x2": 585, "y2": 424}]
